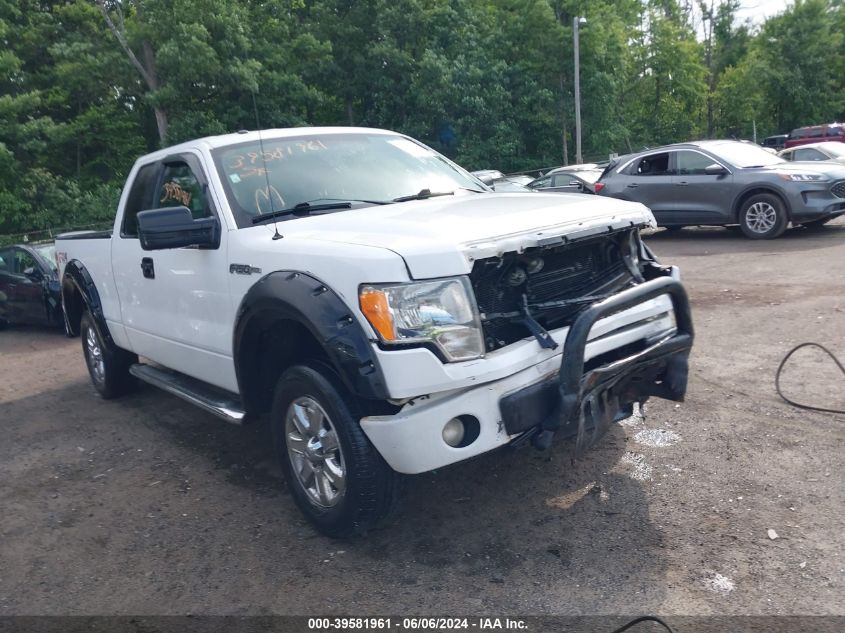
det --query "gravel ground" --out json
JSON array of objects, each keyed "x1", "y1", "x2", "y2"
[{"x1": 0, "y1": 219, "x2": 843, "y2": 618}]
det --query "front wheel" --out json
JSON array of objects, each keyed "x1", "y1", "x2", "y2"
[
  {"x1": 272, "y1": 364, "x2": 402, "y2": 538},
  {"x1": 738, "y1": 194, "x2": 788, "y2": 239},
  {"x1": 80, "y1": 312, "x2": 137, "y2": 399}
]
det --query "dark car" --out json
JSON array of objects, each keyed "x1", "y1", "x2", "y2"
[
  {"x1": 784, "y1": 123, "x2": 845, "y2": 149},
  {"x1": 0, "y1": 242, "x2": 63, "y2": 328},
  {"x1": 778, "y1": 141, "x2": 845, "y2": 164},
  {"x1": 596, "y1": 140, "x2": 845, "y2": 239},
  {"x1": 761, "y1": 134, "x2": 788, "y2": 151}
]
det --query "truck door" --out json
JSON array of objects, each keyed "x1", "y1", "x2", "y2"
[{"x1": 112, "y1": 153, "x2": 238, "y2": 392}]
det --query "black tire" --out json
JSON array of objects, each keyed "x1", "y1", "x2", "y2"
[
  {"x1": 801, "y1": 217, "x2": 832, "y2": 230},
  {"x1": 271, "y1": 363, "x2": 402, "y2": 538},
  {"x1": 738, "y1": 193, "x2": 788, "y2": 239},
  {"x1": 80, "y1": 311, "x2": 137, "y2": 399}
]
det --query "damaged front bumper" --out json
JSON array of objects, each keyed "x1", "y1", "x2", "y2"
[
  {"x1": 360, "y1": 267, "x2": 693, "y2": 474},
  {"x1": 503, "y1": 273, "x2": 693, "y2": 453}
]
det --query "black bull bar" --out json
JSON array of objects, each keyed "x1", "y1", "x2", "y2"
[{"x1": 501, "y1": 275, "x2": 694, "y2": 452}]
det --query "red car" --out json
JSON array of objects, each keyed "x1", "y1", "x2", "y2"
[{"x1": 783, "y1": 122, "x2": 845, "y2": 148}]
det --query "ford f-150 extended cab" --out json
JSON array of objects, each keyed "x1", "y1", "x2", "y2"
[{"x1": 57, "y1": 127, "x2": 693, "y2": 537}]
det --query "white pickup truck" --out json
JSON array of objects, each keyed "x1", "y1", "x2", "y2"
[{"x1": 56, "y1": 127, "x2": 693, "y2": 537}]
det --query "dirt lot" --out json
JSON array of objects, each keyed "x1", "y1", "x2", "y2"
[{"x1": 1, "y1": 220, "x2": 844, "y2": 618}]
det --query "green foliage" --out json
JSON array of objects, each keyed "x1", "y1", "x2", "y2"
[{"x1": 1, "y1": 0, "x2": 844, "y2": 238}]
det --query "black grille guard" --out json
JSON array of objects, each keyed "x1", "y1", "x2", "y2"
[{"x1": 532, "y1": 275, "x2": 694, "y2": 450}]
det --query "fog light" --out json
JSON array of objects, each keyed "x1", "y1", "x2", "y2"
[{"x1": 442, "y1": 417, "x2": 466, "y2": 447}]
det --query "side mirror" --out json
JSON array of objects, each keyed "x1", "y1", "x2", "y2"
[
  {"x1": 704, "y1": 163, "x2": 728, "y2": 176},
  {"x1": 137, "y1": 206, "x2": 220, "y2": 251},
  {"x1": 477, "y1": 174, "x2": 496, "y2": 187}
]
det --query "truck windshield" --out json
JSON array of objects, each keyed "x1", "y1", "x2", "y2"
[{"x1": 211, "y1": 133, "x2": 483, "y2": 228}]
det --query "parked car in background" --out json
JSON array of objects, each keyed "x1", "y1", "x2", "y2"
[
  {"x1": 470, "y1": 170, "x2": 534, "y2": 192},
  {"x1": 500, "y1": 174, "x2": 534, "y2": 186},
  {"x1": 470, "y1": 169, "x2": 503, "y2": 184},
  {"x1": 0, "y1": 242, "x2": 62, "y2": 329},
  {"x1": 778, "y1": 141, "x2": 845, "y2": 164},
  {"x1": 784, "y1": 123, "x2": 845, "y2": 149},
  {"x1": 568, "y1": 168, "x2": 606, "y2": 194},
  {"x1": 528, "y1": 164, "x2": 602, "y2": 193},
  {"x1": 596, "y1": 140, "x2": 845, "y2": 238},
  {"x1": 761, "y1": 134, "x2": 788, "y2": 151},
  {"x1": 489, "y1": 178, "x2": 533, "y2": 192}
]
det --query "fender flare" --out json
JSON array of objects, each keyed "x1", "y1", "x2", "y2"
[
  {"x1": 233, "y1": 271, "x2": 389, "y2": 406},
  {"x1": 61, "y1": 260, "x2": 114, "y2": 345}
]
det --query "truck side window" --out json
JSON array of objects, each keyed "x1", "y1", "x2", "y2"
[
  {"x1": 122, "y1": 163, "x2": 160, "y2": 237},
  {"x1": 157, "y1": 162, "x2": 210, "y2": 220}
]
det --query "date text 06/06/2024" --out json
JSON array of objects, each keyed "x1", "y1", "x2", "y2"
[{"x1": 307, "y1": 618, "x2": 528, "y2": 630}]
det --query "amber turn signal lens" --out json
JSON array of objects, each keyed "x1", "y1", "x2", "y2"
[{"x1": 359, "y1": 288, "x2": 395, "y2": 341}]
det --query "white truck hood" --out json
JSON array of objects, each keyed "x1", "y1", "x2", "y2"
[{"x1": 283, "y1": 192, "x2": 655, "y2": 279}]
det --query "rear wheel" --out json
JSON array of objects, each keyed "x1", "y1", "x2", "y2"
[
  {"x1": 80, "y1": 312, "x2": 137, "y2": 399},
  {"x1": 739, "y1": 193, "x2": 788, "y2": 239},
  {"x1": 272, "y1": 363, "x2": 402, "y2": 538}
]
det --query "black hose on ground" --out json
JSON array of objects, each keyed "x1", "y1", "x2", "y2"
[
  {"x1": 610, "y1": 616, "x2": 676, "y2": 633},
  {"x1": 775, "y1": 342, "x2": 845, "y2": 415}
]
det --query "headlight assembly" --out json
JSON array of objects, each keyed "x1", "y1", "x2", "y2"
[
  {"x1": 359, "y1": 277, "x2": 484, "y2": 362},
  {"x1": 777, "y1": 172, "x2": 828, "y2": 182}
]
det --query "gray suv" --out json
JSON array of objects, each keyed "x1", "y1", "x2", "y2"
[{"x1": 597, "y1": 140, "x2": 845, "y2": 238}]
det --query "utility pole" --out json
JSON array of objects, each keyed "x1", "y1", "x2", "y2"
[{"x1": 573, "y1": 16, "x2": 586, "y2": 165}]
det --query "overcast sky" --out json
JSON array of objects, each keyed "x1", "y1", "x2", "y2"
[
  {"x1": 734, "y1": 0, "x2": 792, "y2": 25},
  {"x1": 691, "y1": 0, "x2": 792, "y2": 38}
]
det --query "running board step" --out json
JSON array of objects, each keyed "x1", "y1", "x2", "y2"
[{"x1": 129, "y1": 363, "x2": 247, "y2": 425}]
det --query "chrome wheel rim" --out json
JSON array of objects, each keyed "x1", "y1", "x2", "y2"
[
  {"x1": 285, "y1": 396, "x2": 346, "y2": 508},
  {"x1": 746, "y1": 202, "x2": 777, "y2": 233},
  {"x1": 85, "y1": 327, "x2": 105, "y2": 384}
]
